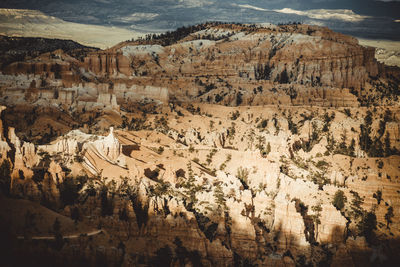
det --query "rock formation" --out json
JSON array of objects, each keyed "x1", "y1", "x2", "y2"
[
  {"x1": 1, "y1": 23, "x2": 398, "y2": 111},
  {"x1": 0, "y1": 23, "x2": 399, "y2": 266}
]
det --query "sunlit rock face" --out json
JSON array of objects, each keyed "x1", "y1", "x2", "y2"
[
  {"x1": 2, "y1": 23, "x2": 398, "y2": 110},
  {"x1": 0, "y1": 23, "x2": 399, "y2": 266}
]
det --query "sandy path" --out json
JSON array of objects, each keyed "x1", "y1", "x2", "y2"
[{"x1": 17, "y1": 229, "x2": 103, "y2": 240}]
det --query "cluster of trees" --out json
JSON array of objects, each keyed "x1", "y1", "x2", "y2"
[
  {"x1": 293, "y1": 198, "x2": 318, "y2": 244},
  {"x1": 197, "y1": 81, "x2": 216, "y2": 97},
  {"x1": 129, "y1": 21, "x2": 306, "y2": 48},
  {"x1": 121, "y1": 115, "x2": 147, "y2": 131},
  {"x1": 321, "y1": 109, "x2": 398, "y2": 158},
  {"x1": 59, "y1": 175, "x2": 88, "y2": 206},
  {"x1": 254, "y1": 63, "x2": 271, "y2": 80},
  {"x1": 334, "y1": 130, "x2": 356, "y2": 157},
  {"x1": 152, "y1": 237, "x2": 202, "y2": 267},
  {"x1": 359, "y1": 110, "x2": 398, "y2": 157},
  {"x1": 372, "y1": 77, "x2": 400, "y2": 103},
  {"x1": 322, "y1": 112, "x2": 335, "y2": 132},
  {"x1": 185, "y1": 104, "x2": 201, "y2": 115},
  {"x1": 131, "y1": 22, "x2": 251, "y2": 46},
  {"x1": 0, "y1": 35, "x2": 97, "y2": 69},
  {"x1": 293, "y1": 121, "x2": 319, "y2": 153},
  {"x1": 277, "y1": 22, "x2": 303, "y2": 26}
]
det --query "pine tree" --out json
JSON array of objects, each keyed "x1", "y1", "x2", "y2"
[
  {"x1": 311, "y1": 203, "x2": 323, "y2": 241},
  {"x1": 384, "y1": 132, "x2": 391, "y2": 157},
  {"x1": 348, "y1": 138, "x2": 356, "y2": 157},
  {"x1": 53, "y1": 218, "x2": 64, "y2": 250},
  {"x1": 332, "y1": 190, "x2": 347, "y2": 210},
  {"x1": 358, "y1": 211, "x2": 377, "y2": 243},
  {"x1": 339, "y1": 130, "x2": 348, "y2": 154},
  {"x1": 0, "y1": 160, "x2": 11, "y2": 195},
  {"x1": 385, "y1": 206, "x2": 394, "y2": 228}
]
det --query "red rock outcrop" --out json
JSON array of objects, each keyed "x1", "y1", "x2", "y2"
[
  {"x1": 83, "y1": 51, "x2": 131, "y2": 77},
  {"x1": 1, "y1": 23, "x2": 398, "y2": 107}
]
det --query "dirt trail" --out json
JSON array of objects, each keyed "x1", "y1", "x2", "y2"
[{"x1": 17, "y1": 229, "x2": 103, "y2": 240}]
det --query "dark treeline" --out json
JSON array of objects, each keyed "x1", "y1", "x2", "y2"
[
  {"x1": 0, "y1": 35, "x2": 98, "y2": 69},
  {"x1": 129, "y1": 21, "x2": 303, "y2": 46}
]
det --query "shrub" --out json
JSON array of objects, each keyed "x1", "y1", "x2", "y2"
[
  {"x1": 344, "y1": 108, "x2": 352, "y2": 117},
  {"x1": 231, "y1": 110, "x2": 240, "y2": 120},
  {"x1": 144, "y1": 168, "x2": 160, "y2": 181},
  {"x1": 280, "y1": 164, "x2": 289, "y2": 176},
  {"x1": 157, "y1": 146, "x2": 164, "y2": 154},
  {"x1": 215, "y1": 94, "x2": 223, "y2": 103},
  {"x1": 377, "y1": 160, "x2": 384, "y2": 169},
  {"x1": 74, "y1": 152, "x2": 84, "y2": 163},
  {"x1": 188, "y1": 145, "x2": 195, "y2": 153},
  {"x1": 236, "y1": 167, "x2": 250, "y2": 189},
  {"x1": 266, "y1": 142, "x2": 271, "y2": 155},
  {"x1": 315, "y1": 160, "x2": 329, "y2": 170},
  {"x1": 257, "y1": 119, "x2": 268, "y2": 129},
  {"x1": 206, "y1": 149, "x2": 217, "y2": 165},
  {"x1": 175, "y1": 169, "x2": 185, "y2": 178}
]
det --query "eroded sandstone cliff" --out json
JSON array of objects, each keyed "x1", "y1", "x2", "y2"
[{"x1": 0, "y1": 23, "x2": 399, "y2": 267}]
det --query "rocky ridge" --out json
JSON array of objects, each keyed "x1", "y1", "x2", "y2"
[{"x1": 0, "y1": 23, "x2": 398, "y2": 115}]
